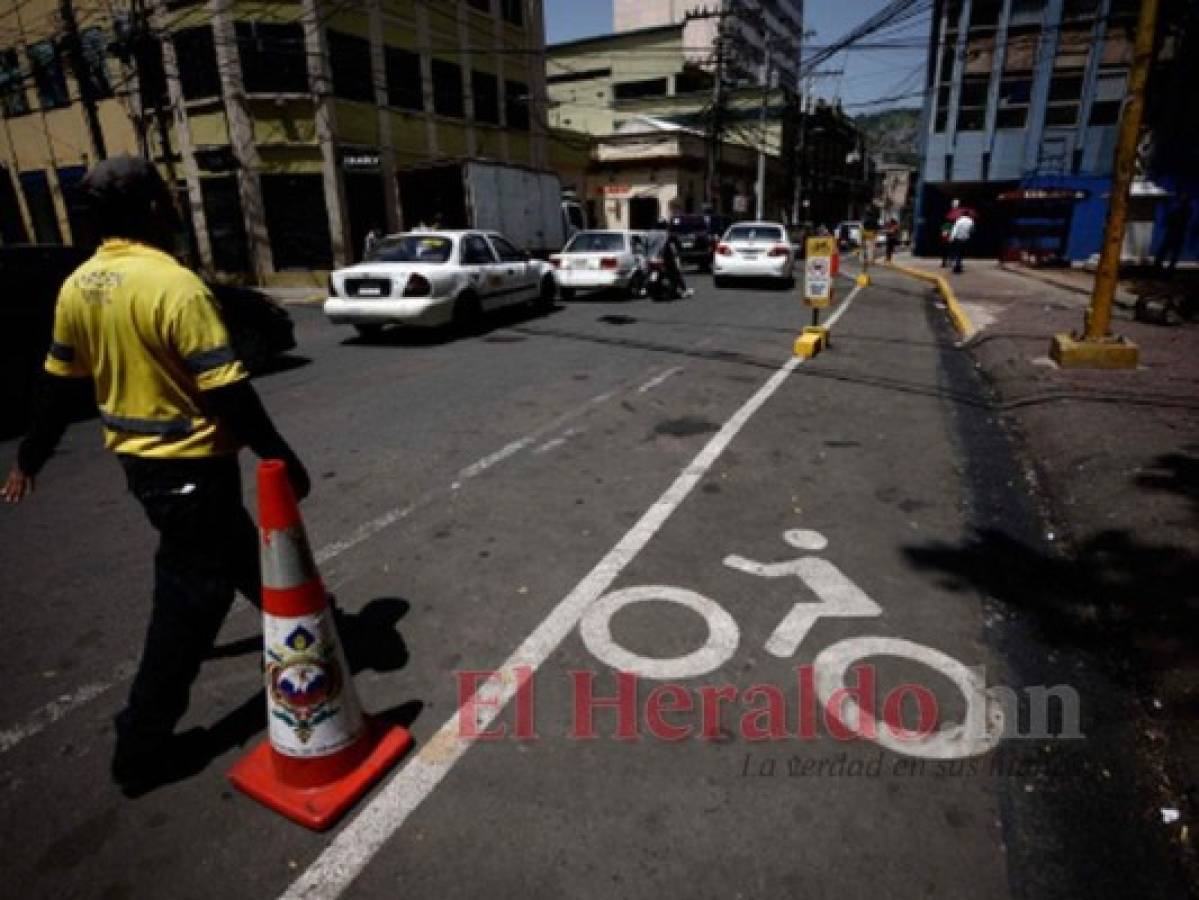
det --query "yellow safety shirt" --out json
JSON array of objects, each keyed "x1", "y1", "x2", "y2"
[{"x1": 44, "y1": 239, "x2": 248, "y2": 459}]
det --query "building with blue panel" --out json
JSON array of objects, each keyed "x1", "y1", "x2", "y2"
[{"x1": 914, "y1": 0, "x2": 1197, "y2": 266}]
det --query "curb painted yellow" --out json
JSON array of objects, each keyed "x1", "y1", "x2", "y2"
[{"x1": 887, "y1": 263, "x2": 976, "y2": 340}]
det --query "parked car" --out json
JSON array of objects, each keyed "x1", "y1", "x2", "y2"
[
  {"x1": 550, "y1": 230, "x2": 648, "y2": 300},
  {"x1": 668, "y1": 214, "x2": 731, "y2": 271},
  {"x1": 712, "y1": 222, "x2": 796, "y2": 287},
  {"x1": 325, "y1": 230, "x2": 556, "y2": 337}
]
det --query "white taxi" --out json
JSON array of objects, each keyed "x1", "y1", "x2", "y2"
[
  {"x1": 712, "y1": 222, "x2": 796, "y2": 287},
  {"x1": 550, "y1": 230, "x2": 648, "y2": 300},
  {"x1": 324, "y1": 230, "x2": 556, "y2": 337}
]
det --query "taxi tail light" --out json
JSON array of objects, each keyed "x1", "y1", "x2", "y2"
[
  {"x1": 768, "y1": 244, "x2": 791, "y2": 258},
  {"x1": 600, "y1": 257, "x2": 619, "y2": 270},
  {"x1": 550, "y1": 255, "x2": 562, "y2": 268},
  {"x1": 403, "y1": 274, "x2": 432, "y2": 297},
  {"x1": 716, "y1": 243, "x2": 732, "y2": 256}
]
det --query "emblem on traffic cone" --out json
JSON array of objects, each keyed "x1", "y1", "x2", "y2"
[{"x1": 228, "y1": 460, "x2": 412, "y2": 831}]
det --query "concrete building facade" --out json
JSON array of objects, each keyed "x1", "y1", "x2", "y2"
[
  {"x1": 915, "y1": 0, "x2": 1196, "y2": 263},
  {"x1": 547, "y1": 23, "x2": 798, "y2": 225},
  {"x1": 613, "y1": 0, "x2": 804, "y2": 88},
  {"x1": 0, "y1": 0, "x2": 549, "y2": 282}
]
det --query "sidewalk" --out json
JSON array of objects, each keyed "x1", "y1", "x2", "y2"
[
  {"x1": 263, "y1": 286, "x2": 326, "y2": 307},
  {"x1": 896, "y1": 253, "x2": 1199, "y2": 884}
]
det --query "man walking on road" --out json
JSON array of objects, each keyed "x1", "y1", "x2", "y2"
[
  {"x1": 947, "y1": 209, "x2": 975, "y2": 274},
  {"x1": 1, "y1": 156, "x2": 310, "y2": 795},
  {"x1": 1155, "y1": 193, "x2": 1192, "y2": 276}
]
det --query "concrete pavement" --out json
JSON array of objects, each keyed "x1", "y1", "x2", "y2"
[{"x1": 0, "y1": 269, "x2": 1191, "y2": 898}]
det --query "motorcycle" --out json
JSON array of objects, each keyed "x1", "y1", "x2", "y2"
[{"x1": 646, "y1": 260, "x2": 681, "y2": 302}]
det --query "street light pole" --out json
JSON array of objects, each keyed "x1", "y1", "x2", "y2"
[{"x1": 1050, "y1": 0, "x2": 1160, "y2": 368}]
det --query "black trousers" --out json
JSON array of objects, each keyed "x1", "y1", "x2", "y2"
[{"x1": 116, "y1": 454, "x2": 260, "y2": 751}]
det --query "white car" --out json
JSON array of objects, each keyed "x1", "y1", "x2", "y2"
[
  {"x1": 324, "y1": 230, "x2": 555, "y2": 337},
  {"x1": 712, "y1": 222, "x2": 795, "y2": 287},
  {"x1": 550, "y1": 230, "x2": 648, "y2": 300}
]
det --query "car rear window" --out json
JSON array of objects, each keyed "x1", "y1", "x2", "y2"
[
  {"x1": 566, "y1": 233, "x2": 626, "y2": 253},
  {"x1": 726, "y1": 225, "x2": 784, "y2": 243},
  {"x1": 367, "y1": 235, "x2": 453, "y2": 263},
  {"x1": 670, "y1": 216, "x2": 708, "y2": 234}
]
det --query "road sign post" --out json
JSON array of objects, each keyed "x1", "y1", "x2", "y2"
[{"x1": 795, "y1": 236, "x2": 835, "y2": 358}]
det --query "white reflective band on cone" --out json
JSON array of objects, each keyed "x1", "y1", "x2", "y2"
[
  {"x1": 263, "y1": 609, "x2": 365, "y2": 758},
  {"x1": 261, "y1": 525, "x2": 320, "y2": 591}
]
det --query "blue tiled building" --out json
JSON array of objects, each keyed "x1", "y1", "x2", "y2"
[{"x1": 914, "y1": 0, "x2": 1197, "y2": 264}]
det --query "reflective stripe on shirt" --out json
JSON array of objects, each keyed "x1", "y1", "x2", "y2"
[
  {"x1": 48, "y1": 341, "x2": 75, "y2": 363},
  {"x1": 100, "y1": 412, "x2": 195, "y2": 438},
  {"x1": 183, "y1": 345, "x2": 237, "y2": 374}
]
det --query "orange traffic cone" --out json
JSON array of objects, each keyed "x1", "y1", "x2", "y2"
[{"x1": 228, "y1": 460, "x2": 412, "y2": 831}]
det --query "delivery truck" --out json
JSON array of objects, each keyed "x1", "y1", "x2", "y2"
[{"x1": 396, "y1": 160, "x2": 584, "y2": 257}]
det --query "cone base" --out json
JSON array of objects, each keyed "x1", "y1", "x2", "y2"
[{"x1": 228, "y1": 717, "x2": 412, "y2": 831}]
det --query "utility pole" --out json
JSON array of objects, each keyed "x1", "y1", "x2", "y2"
[
  {"x1": 60, "y1": 0, "x2": 107, "y2": 160},
  {"x1": 688, "y1": 4, "x2": 736, "y2": 212},
  {"x1": 1049, "y1": 0, "x2": 1159, "y2": 369}
]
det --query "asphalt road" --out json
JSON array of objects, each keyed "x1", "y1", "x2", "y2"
[{"x1": 0, "y1": 268, "x2": 1188, "y2": 899}]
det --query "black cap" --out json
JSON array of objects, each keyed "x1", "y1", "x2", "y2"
[{"x1": 80, "y1": 155, "x2": 167, "y2": 206}]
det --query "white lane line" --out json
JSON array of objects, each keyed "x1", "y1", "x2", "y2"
[
  {"x1": 0, "y1": 662, "x2": 136, "y2": 756},
  {"x1": 534, "y1": 428, "x2": 584, "y2": 456},
  {"x1": 637, "y1": 366, "x2": 684, "y2": 394},
  {"x1": 279, "y1": 285, "x2": 865, "y2": 900}
]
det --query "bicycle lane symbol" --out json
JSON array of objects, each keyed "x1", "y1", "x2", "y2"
[{"x1": 578, "y1": 529, "x2": 1006, "y2": 760}]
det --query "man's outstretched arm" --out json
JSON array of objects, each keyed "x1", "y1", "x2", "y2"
[
  {"x1": 3, "y1": 373, "x2": 77, "y2": 504},
  {"x1": 202, "y1": 379, "x2": 311, "y2": 500}
]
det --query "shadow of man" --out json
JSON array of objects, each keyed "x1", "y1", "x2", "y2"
[{"x1": 124, "y1": 597, "x2": 421, "y2": 798}]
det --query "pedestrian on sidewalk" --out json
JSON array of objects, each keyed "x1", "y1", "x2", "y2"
[
  {"x1": 1155, "y1": 193, "x2": 1192, "y2": 276},
  {"x1": 1, "y1": 156, "x2": 311, "y2": 796},
  {"x1": 884, "y1": 217, "x2": 900, "y2": 263},
  {"x1": 363, "y1": 225, "x2": 382, "y2": 260},
  {"x1": 940, "y1": 199, "x2": 961, "y2": 267},
  {"x1": 947, "y1": 210, "x2": 975, "y2": 274}
]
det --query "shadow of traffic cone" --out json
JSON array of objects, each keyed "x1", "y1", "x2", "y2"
[{"x1": 228, "y1": 460, "x2": 412, "y2": 831}]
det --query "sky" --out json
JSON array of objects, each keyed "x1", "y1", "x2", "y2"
[{"x1": 543, "y1": 0, "x2": 930, "y2": 112}]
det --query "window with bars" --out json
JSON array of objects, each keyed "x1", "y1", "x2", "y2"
[
  {"x1": 27, "y1": 40, "x2": 70, "y2": 110},
  {"x1": 80, "y1": 26, "x2": 112, "y2": 99},
  {"x1": 431, "y1": 59, "x2": 464, "y2": 117},
  {"x1": 1088, "y1": 67, "x2": 1127, "y2": 126},
  {"x1": 328, "y1": 31, "x2": 374, "y2": 102},
  {"x1": 0, "y1": 48, "x2": 29, "y2": 116},
  {"x1": 385, "y1": 46, "x2": 423, "y2": 111},
  {"x1": 174, "y1": 26, "x2": 220, "y2": 100},
  {"x1": 505, "y1": 79, "x2": 530, "y2": 129},
  {"x1": 997, "y1": 75, "x2": 1031, "y2": 128},
  {"x1": 237, "y1": 22, "x2": 309, "y2": 95},
  {"x1": 956, "y1": 74, "x2": 989, "y2": 132},
  {"x1": 613, "y1": 77, "x2": 668, "y2": 100},
  {"x1": 501, "y1": 0, "x2": 523, "y2": 27},
  {"x1": 472, "y1": 70, "x2": 499, "y2": 124}
]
